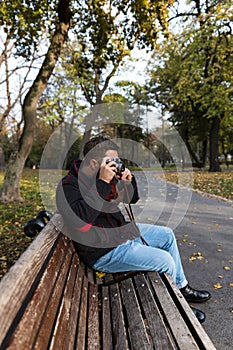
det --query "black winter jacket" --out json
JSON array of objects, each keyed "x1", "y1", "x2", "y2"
[{"x1": 56, "y1": 160, "x2": 140, "y2": 266}]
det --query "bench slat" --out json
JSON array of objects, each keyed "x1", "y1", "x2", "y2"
[
  {"x1": 101, "y1": 286, "x2": 113, "y2": 350},
  {"x1": 33, "y1": 246, "x2": 73, "y2": 349},
  {"x1": 63, "y1": 259, "x2": 85, "y2": 350},
  {"x1": 120, "y1": 278, "x2": 153, "y2": 349},
  {"x1": 49, "y1": 253, "x2": 78, "y2": 349},
  {"x1": 109, "y1": 283, "x2": 129, "y2": 350},
  {"x1": 4, "y1": 236, "x2": 69, "y2": 350},
  {"x1": 0, "y1": 215, "x2": 62, "y2": 347},
  {"x1": 162, "y1": 274, "x2": 217, "y2": 350},
  {"x1": 76, "y1": 277, "x2": 88, "y2": 349},
  {"x1": 133, "y1": 273, "x2": 176, "y2": 349},
  {"x1": 148, "y1": 272, "x2": 200, "y2": 350},
  {"x1": 87, "y1": 283, "x2": 100, "y2": 349}
]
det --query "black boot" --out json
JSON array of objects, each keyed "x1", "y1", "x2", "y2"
[
  {"x1": 181, "y1": 284, "x2": 211, "y2": 303},
  {"x1": 191, "y1": 307, "x2": 206, "y2": 323}
]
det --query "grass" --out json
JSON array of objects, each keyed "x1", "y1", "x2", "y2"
[
  {"x1": 0, "y1": 169, "x2": 44, "y2": 279},
  {"x1": 0, "y1": 167, "x2": 233, "y2": 280},
  {"x1": 161, "y1": 169, "x2": 233, "y2": 201}
]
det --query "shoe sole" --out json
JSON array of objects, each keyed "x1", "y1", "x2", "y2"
[{"x1": 185, "y1": 296, "x2": 211, "y2": 303}]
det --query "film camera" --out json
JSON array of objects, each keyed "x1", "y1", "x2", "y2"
[{"x1": 106, "y1": 158, "x2": 125, "y2": 175}]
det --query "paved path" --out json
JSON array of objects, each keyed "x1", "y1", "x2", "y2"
[{"x1": 133, "y1": 171, "x2": 233, "y2": 350}]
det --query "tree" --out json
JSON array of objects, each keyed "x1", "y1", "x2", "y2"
[
  {"x1": 147, "y1": 0, "x2": 233, "y2": 171},
  {"x1": 0, "y1": 0, "x2": 71, "y2": 201},
  {"x1": 66, "y1": 0, "x2": 174, "y2": 155},
  {"x1": 0, "y1": 0, "x2": 174, "y2": 201}
]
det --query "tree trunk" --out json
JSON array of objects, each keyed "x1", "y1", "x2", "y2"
[
  {"x1": 209, "y1": 116, "x2": 221, "y2": 172},
  {"x1": 0, "y1": 0, "x2": 71, "y2": 201},
  {"x1": 200, "y1": 139, "x2": 207, "y2": 166}
]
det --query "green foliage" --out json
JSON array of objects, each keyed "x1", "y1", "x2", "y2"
[
  {"x1": 0, "y1": 0, "x2": 56, "y2": 58},
  {"x1": 147, "y1": 1, "x2": 233, "y2": 162},
  {"x1": 26, "y1": 119, "x2": 54, "y2": 168},
  {"x1": 67, "y1": 0, "x2": 174, "y2": 104}
]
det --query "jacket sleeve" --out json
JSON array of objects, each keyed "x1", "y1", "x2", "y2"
[{"x1": 117, "y1": 175, "x2": 139, "y2": 204}]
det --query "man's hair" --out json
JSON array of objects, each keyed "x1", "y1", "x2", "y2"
[{"x1": 83, "y1": 135, "x2": 119, "y2": 163}]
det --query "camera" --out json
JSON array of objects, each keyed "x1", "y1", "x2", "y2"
[{"x1": 106, "y1": 158, "x2": 125, "y2": 174}]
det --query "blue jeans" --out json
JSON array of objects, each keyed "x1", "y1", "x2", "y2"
[{"x1": 92, "y1": 223, "x2": 188, "y2": 289}]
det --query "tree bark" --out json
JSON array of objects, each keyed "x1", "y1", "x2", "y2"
[
  {"x1": 209, "y1": 116, "x2": 221, "y2": 172},
  {"x1": 0, "y1": 0, "x2": 71, "y2": 201}
]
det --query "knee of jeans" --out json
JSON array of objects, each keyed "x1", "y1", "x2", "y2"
[
  {"x1": 165, "y1": 227, "x2": 176, "y2": 243},
  {"x1": 163, "y1": 257, "x2": 176, "y2": 281}
]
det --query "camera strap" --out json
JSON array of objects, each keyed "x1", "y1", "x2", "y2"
[{"x1": 122, "y1": 182, "x2": 149, "y2": 246}]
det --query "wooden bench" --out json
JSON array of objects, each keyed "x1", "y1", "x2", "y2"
[{"x1": 0, "y1": 214, "x2": 216, "y2": 350}]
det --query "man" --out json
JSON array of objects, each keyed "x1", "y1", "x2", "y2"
[{"x1": 56, "y1": 135, "x2": 211, "y2": 323}]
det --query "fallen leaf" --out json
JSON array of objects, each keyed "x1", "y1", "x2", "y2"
[
  {"x1": 229, "y1": 283, "x2": 233, "y2": 287},
  {"x1": 223, "y1": 266, "x2": 231, "y2": 271},
  {"x1": 189, "y1": 257, "x2": 196, "y2": 262},
  {"x1": 218, "y1": 275, "x2": 224, "y2": 279},
  {"x1": 95, "y1": 272, "x2": 106, "y2": 278},
  {"x1": 214, "y1": 283, "x2": 223, "y2": 290}
]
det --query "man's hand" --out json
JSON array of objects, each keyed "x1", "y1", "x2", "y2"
[
  {"x1": 119, "y1": 168, "x2": 132, "y2": 182},
  {"x1": 99, "y1": 158, "x2": 117, "y2": 183}
]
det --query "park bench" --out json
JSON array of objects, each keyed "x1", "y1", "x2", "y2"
[{"x1": 0, "y1": 213, "x2": 216, "y2": 350}]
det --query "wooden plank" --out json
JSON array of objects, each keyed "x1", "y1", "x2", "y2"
[
  {"x1": 76, "y1": 277, "x2": 88, "y2": 350},
  {"x1": 101, "y1": 286, "x2": 113, "y2": 350},
  {"x1": 162, "y1": 274, "x2": 217, "y2": 350},
  {"x1": 86, "y1": 266, "x2": 95, "y2": 283},
  {"x1": 109, "y1": 283, "x2": 129, "y2": 350},
  {"x1": 120, "y1": 278, "x2": 153, "y2": 350},
  {"x1": 0, "y1": 217, "x2": 62, "y2": 346},
  {"x1": 49, "y1": 253, "x2": 78, "y2": 349},
  {"x1": 33, "y1": 246, "x2": 73, "y2": 349},
  {"x1": 148, "y1": 272, "x2": 199, "y2": 350},
  {"x1": 133, "y1": 273, "x2": 176, "y2": 350},
  {"x1": 3, "y1": 235, "x2": 68, "y2": 350},
  {"x1": 62, "y1": 257, "x2": 85, "y2": 350},
  {"x1": 87, "y1": 283, "x2": 100, "y2": 350}
]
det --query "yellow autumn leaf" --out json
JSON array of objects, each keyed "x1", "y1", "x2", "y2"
[
  {"x1": 189, "y1": 256, "x2": 196, "y2": 261},
  {"x1": 229, "y1": 283, "x2": 233, "y2": 287},
  {"x1": 196, "y1": 252, "x2": 202, "y2": 256},
  {"x1": 218, "y1": 275, "x2": 224, "y2": 279},
  {"x1": 213, "y1": 283, "x2": 223, "y2": 290},
  {"x1": 223, "y1": 266, "x2": 231, "y2": 271},
  {"x1": 95, "y1": 272, "x2": 106, "y2": 278}
]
